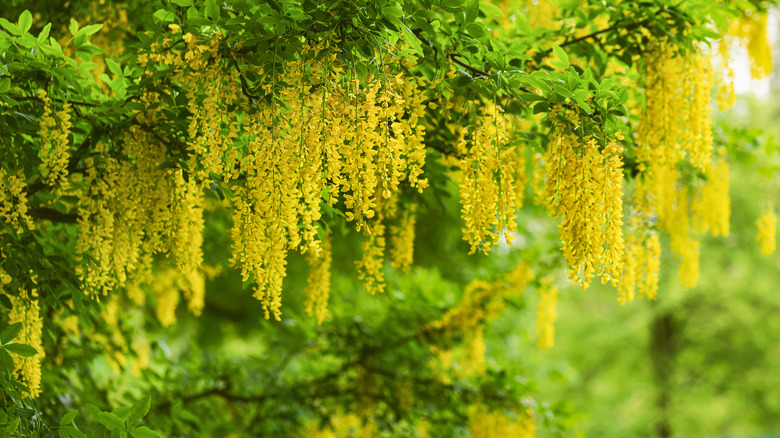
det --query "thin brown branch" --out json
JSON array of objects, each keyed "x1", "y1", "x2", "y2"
[
  {"x1": 28, "y1": 207, "x2": 78, "y2": 223},
  {"x1": 558, "y1": 17, "x2": 653, "y2": 50},
  {"x1": 8, "y1": 95, "x2": 100, "y2": 107},
  {"x1": 449, "y1": 53, "x2": 490, "y2": 78}
]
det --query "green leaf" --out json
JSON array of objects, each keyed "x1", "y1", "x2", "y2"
[
  {"x1": 18, "y1": 10, "x2": 32, "y2": 34},
  {"x1": 76, "y1": 24, "x2": 103, "y2": 37},
  {"x1": 97, "y1": 412, "x2": 124, "y2": 432},
  {"x1": 575, "y1": 98, "x2": 592, "y2": 113},
  {"x1": 552, "y1": 84, "x2": 574, "y2": 99},
  {"x1": 533, "y1": 101, "x2": 550, "y2": 114},
  {"x1": 69, "y1": 18, "x2": 79, "y2": 36},
  {"x1": 48, "y1": 37, "x2": 64, "y2": 56},
  {"x1": 15, "y1": 408, "x2": 36, "y2": 418},
  {"x1": 105, "y1": 58, "x2": 123, "y2": 77},
  {"x1": 129, "y1": 427, "x2": 159, "y2": 438},
  {"x1": 0, "y1": 349, "x2": 13, "y2": 375},
  {"x1": 61, "y1": 426, "x2": 87, "y2": 438},
  {"x1": 37, "y1": 23, "x2": 52, "y2": 44},
  {"x1": 126, "y1": 395, "x2": 151, "y2": 429},
  {"x1": 153, "y1": 10, "x2": 175, "y2": 24},
  {"x1": 465, "y1": 22, "x2": 485, "y2": 38},
  {"x1": 171, "y1": 0, "x2": 193, "y2": 5},
  {"x1": 465, "y1": 0, "x2": 479, "y2": 24},
  {"x1": 699, "y1": 27, "x2": 721, "y2": 40},
  {"x1": 0, "y1": 78, "x2": 9, "y2": 95},
  {"x1": 400, "y1": 24, "x2": 422, "y2": 54},
  {"x1": 5, "y1": 417, "x2": 20, "y2": 436},
  {"x1": 551, "y1": 44, "x2": 569, "y2": 69},
  {"x1": 383, "y1": 4, "x2": 403, "y2": 19},
  {"x1": 60, "y1": 410, "x2": 78, "y2": 426},
  {"x1": 113, "y1": 406, "x2": 131, "y2": 421},
  {"x1": 78, "y1": 61, "x2": 99, "y2": 72},
  {"x1": 0, "y1": 18, "x2": 22, "y2": 36},
  {"x1": 84, "y1": 404, "x2": 101, "y2": 420},
  {"x1": 480, "y1": 2, "x2": 504, "y2": 18},
  {"x1": 518, "y1": 92, "x2": 546, "y2": 103},
  {"x1": 4, "y1": 343, "x2": 38, "y2": 357},
  {"x1": 205, "y1": 0, "x2": 220, "y2": 20}
]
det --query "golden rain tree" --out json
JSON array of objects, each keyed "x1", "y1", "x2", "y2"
[{"x1": 0, "y1": 0, "x2": 778, "y2": 436}]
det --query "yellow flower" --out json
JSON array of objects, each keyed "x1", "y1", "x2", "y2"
[
  {"x1": 619, "y1": 212, "x2": 661, "y2": 303},
  {"x1": 731, "y1": 13, "x2": 772, "y2": 80},
  {"x1": 543, "y1": 129, "x2": 625, "y2": 289},
  {"x1": 468, "y1": 402, "x2": 536, "y2": 438},
  {"x1": 4, "y1": 286, "x2": 44, "y2": 398},
  {"x1": 38, "y1": 90, "x2": 73, "y2": 188},
  {"x1": 305, "y1": 237, "x2": 332, "y2": 324},
  {"x1": 457, "y1": 101, "x2": 524, "y2": 255},
  {"x1": 757, "y1": 208, "x2": 777, "y2": 256},
  {"x1": 536, "y1": 276, "x2": 558, "y2": 350},
  {"x1": 388, "y1": 205, "x2": 417, "y2": 272},
  {"x1": 0, "y1": 168, "x2": 35, "y2": 233}
]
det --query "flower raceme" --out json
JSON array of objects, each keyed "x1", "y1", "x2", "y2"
[
  {"x1": 635, "y1": 40, "x2": 729, "y2": 291},
  {"x1": 757, "y1": 208, "x2": 777, "y2": 256},
  {"x1": 543, "y1": 128, "x2": 626, "y2": 289},
  {"x1": 456, "y1": 100, "x2": 525, "y2": 255},
  {"x1": 38, "y1": 89, "x2": 72, "y2": 189}
]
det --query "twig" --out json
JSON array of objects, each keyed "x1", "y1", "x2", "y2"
[
  {"x1": 8, "y1": 95, "x2": 100, "y2": 108},
  {"x1": 28, "y1": 207, "x2": 78, "y2": 223}
]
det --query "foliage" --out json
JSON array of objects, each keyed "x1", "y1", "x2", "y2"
[{"x1": 1, "y1": 0, "x2": 779, "y2": 436}]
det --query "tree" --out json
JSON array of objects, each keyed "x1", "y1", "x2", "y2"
[
  {"x1": 526, "y1": 105, "x2": 780, "y2": 438},
  {"x1": 0, "y1": 0, "x2": 777, "y2": 436}
]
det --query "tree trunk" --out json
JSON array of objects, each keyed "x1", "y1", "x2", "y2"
[{"x1": 651, "y1": 311, "x2": 677, "y2": 438}]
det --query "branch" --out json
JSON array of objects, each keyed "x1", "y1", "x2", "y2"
[
  {"x1": 229, "y1": 55, "x2": 259, "y2": 102},
  {"x1": 449, "y1": 53, "x2": 491, "y2": 79},
  {"x1": 28, "y1": 207, "x2": 78, "y2": 223},
  {"x1": 426, "y1": 142, "x2": 461, "y2": 159},
  {"x1": 557, "y1": 17, "x2": 653, "y2": 50},
  {"x1": 26, "y1": 136, "x2": 91, "y2": 197},
  {"x1": 7, "y1": 95, "x2": 100, "y2": 108}
]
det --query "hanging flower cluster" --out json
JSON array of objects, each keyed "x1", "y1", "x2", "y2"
[
  {"x1": 618, "y1": 212, "x2": 661, "y2": 303},
  {"x1": 429, "y1": 261, "x2": 532, "y2": 337},
  {"x1": 756, "y1": 207, "x2": 777, "y2": 256},
  {"x1": 429, "y1": 262, "x2": 532, "y2": 380},
  {"x1": 731, "y1": 12, "x2": 773, "y2": 80},
  {"x1": 0, "y1": 168, "x2": 34, "y2": 234},
  {"x1": 222, "y1": 42, "x2": 431, "y2": 318},
  {"x1": 455, "y1": 101, "x2": 526, "y2": 255},
  {"x1": 542, "y1": 127, "x2": 625, "y2": 289},
  {"x1": 305, "y1": 236, "x2": 332, "y2": 325},
  {"x1": 717, "y1": 9, "x2": 773, "y2": 111},
  {"x1": 38, "y1": 90, "x2": 72, "y2": 189},
  {"x1": 536, "y1": 276, "x2": 558, "y2": 350},
  {"x1": 1, "y1": 279, "x2": 44, "y2": 398},
  {"x1": 633, "y1": 40, "x2": 727, "y2": 293},
  {"x1": 468, "y1": 402, "x2": 536, "y2": 438}
]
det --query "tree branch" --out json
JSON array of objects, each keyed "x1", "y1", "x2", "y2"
[
  {"x1": 449, "y1": 53, "x2": 491, "y2": 79},
  {"x1": 7, "y1": 94, "x2": 100, "y2": 108},
  {"x1": 557, "y1": 17, "x2": 654, "y2": 50},
  {"x1": 28, "y1": 207, "x2": 78, "y2": 223}
]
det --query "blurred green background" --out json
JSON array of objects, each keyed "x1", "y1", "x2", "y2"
[{"x1": 520, "y1": 92, "x2": 780, "y2": 437}]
